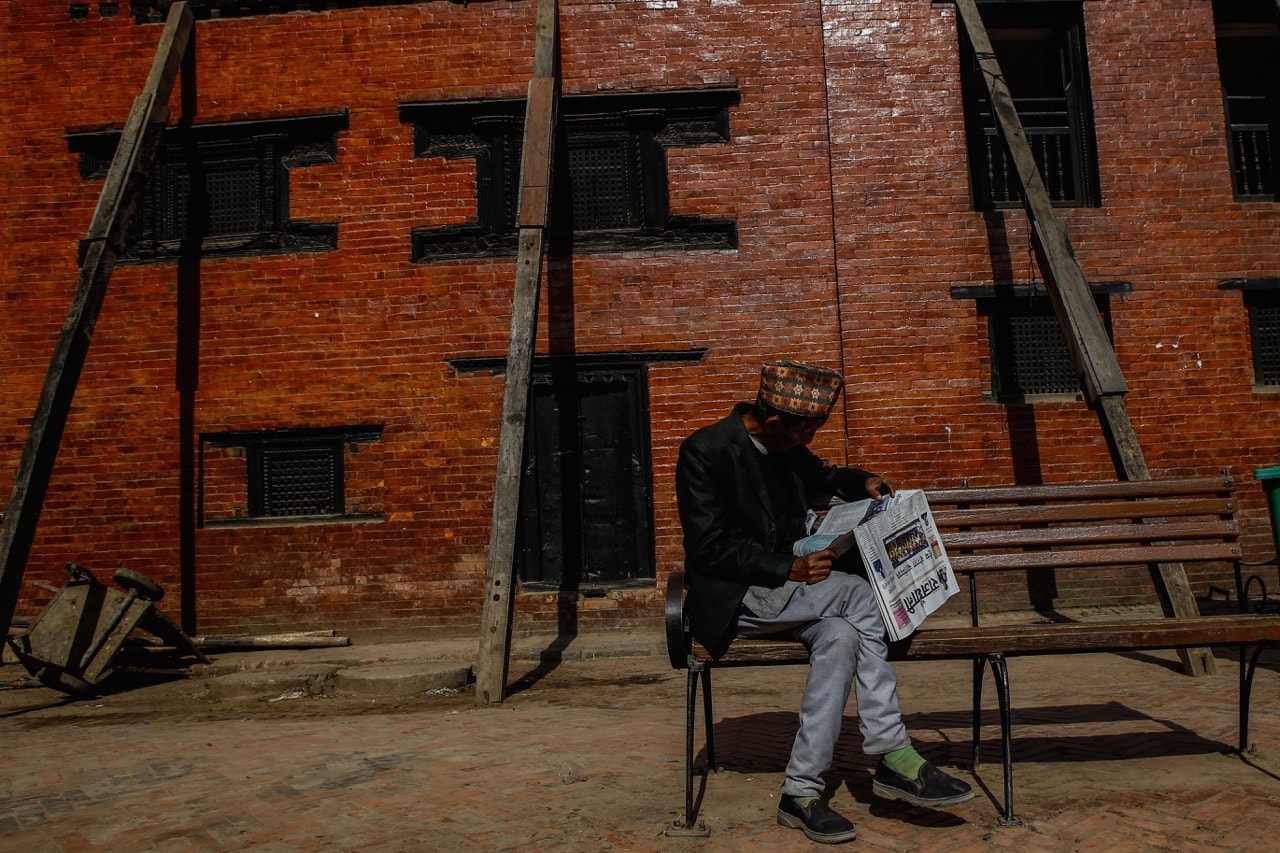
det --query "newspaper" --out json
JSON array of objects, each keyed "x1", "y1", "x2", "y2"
[{"x1": 793, "y1": 489, "x2": 957, "y2": 641}]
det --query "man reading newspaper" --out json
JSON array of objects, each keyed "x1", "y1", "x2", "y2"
[{"x1": 676, "y1": 360, "x2": 972, "y2": 845}]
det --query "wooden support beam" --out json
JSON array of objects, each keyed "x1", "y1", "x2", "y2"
[
  {"x1": 953, "y1": 0, "x2": 1212, "y2": 675},
  {"x1": 475, "y1": 0, "x2": 559, "y2": 706},
  {"x1": 0, "y1": 2, "x2": 195, "y2": 645}
]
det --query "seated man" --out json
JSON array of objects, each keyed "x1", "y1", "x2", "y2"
[{"x1": 675, "y1": 360, "x2": 972, "y2": 844}]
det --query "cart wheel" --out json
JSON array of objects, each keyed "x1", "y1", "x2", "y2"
[{"x1": 113, "y1": 568, "x2": 165, "y2": 602}]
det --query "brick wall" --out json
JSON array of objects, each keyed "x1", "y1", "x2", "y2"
[{"x1": 1, "y1": 0, "x2": 1277, "y2": 639}]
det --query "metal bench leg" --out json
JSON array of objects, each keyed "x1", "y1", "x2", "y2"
[
  {"x1": 972, "y1": 655, "x2": 984, "y2": 769},
  {"x1": 986, "y1": 654, "x2": 1022, "y2": 827},
  {"x1": 702, "y1": 666, "x2": 716, "y2": 770},
  {"x1": 665, "y1": 661, "x2": 711, "y2": 837},
  {"x1": 685, "y1": 663, "x2": 701, "y2": 826},
  {"x1": 1240, "y1": 641, "x2": 1271, "y2": 753}
]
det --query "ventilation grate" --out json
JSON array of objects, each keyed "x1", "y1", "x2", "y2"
[
  {"x1": 1007, "y1": 313, "x2": 1079, "y2": 396},
  {"x1": 259, "y1": 444, "x2": 340, "y2": 517}
]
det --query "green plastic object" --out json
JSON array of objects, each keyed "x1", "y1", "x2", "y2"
[{"x1": 1254, "y1": 465, "x2": 1280, "y2": 554}]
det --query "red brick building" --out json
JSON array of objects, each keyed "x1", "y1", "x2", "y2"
[{"x1": 2, "y1": 0, "x2": 1278, "y2": 638}]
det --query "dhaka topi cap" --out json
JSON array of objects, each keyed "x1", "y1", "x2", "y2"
[{"x1": 758, "y1": 360, "x2": 844, "y2": 418}]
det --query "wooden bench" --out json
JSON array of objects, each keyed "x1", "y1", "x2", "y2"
[{"x1": 664, "y1": 475, "x2": 1280, "y2": 833}]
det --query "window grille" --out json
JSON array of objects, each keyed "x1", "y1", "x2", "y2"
[
  {"x1": 253, "y1": 443, "x2": 342, "y2": 518},
  {"x1": 961, "y1": 2, "x2": 1100, "y2": 209},
  {"x1": 167, "y1": 154, "x2": 268, "y2": 241},
  {"x1": 566, "y1": 134, "x2": 640, "y2": 231},
  {"x1": 1001, "y1": 312, "x2": 1080, "y2": 397},
  {"x1": 1249, "y1": 295, "x2": 1280, "y2": 387}
]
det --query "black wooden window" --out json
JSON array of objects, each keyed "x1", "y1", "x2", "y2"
[
  {"x1": 516, "y1": 361, "x2": 655, "y2": 589},
  {"x1": 201, "y1": 426, "x2": 383, "y2": 526},
  {"x1": 67, "y1": 113, "x2": 346, "y2": 261},
  {"x1": 1213, "y1": 0, "x2": 1280, "y2": 201},
  {"x1": 401, "y1": 90, "x2": 738, "y2": 260},
  {"x1": 129, "y1": 1, "x2": 487, "y2": 23},
  {"x1": 959, "y1": 1, "x2": 1100, "y2": 209},
  {"x1": 1246, "y1": 290, "x2": 1280, "y2": 387},
  {"x1": 958, "y1": 285, "x2": 1123, "y2": 402}
]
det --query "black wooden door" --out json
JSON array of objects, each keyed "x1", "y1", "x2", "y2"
[{"x1": 517, "y1": 366, "x2": 654, "y2": 588}]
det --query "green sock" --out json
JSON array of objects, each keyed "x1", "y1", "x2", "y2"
[{"x1": 881, "y1": 745, "x2": 927, "y2": 780}]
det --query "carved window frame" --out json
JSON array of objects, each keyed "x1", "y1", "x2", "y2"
[
  {"x1": 401, "y1": 89, "x2": 739, "y2": 261},
  {"x1": 128, "y1": 1, "x2": 491, "y2": 24},
  {"x1": 67, "y1": 113, "x2": 347, "y2": 262}
]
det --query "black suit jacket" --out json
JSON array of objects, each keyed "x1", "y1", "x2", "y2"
[{"x1": 674, "y1": 403, "x2": 877, "y2": 655}]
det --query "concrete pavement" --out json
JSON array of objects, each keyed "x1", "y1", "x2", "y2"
[{"x1": 3, "y1": 629, "x2": 1280, "y2": 851}]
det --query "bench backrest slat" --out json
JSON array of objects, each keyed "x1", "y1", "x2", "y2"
[
  {"x1": 933, "y1": 497, "x2": 1237, "y2": 529},
  {"x1": 928, "y1": 476, "x2": 1232, "y2": 505},
  {"x1": 942, "y1": 520, "x2": 1239, "y2": 551}
]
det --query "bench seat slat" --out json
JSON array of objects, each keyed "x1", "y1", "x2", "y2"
[
  {"x1": 691, "y1": 639, "x2": 809, "y2": 666},
  {"x1": 897, "y1": 616, "x2": 1280, "y2": 658},
  {"x1": 692, "y1": 616, "x2": 1280, "y2": 665}
]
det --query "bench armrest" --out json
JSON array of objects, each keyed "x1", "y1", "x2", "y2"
[{"x1": 664, "y1": 572, "x2": 691, "y2": 670}]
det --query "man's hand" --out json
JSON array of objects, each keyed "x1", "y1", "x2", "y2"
[
  {"x1": 866, "y1": 476, "x2": 894, "y2": 499},
  {"x1": 789, "y1": 549, "x2": 836, "y2": 584}
]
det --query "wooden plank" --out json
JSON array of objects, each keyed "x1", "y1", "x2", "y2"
[
  {"x1": 694, "y1": 640, "x2": 809, "y2": 667},
  {"x1": 949, "y1": 542, "x2": 1241, "y2": 573},
  {"x1": 942, "y1": 520, "x2": 1239, "y2": 551},
  {"x1": 475, "y1": 0, "x2": 559, "y2": 707},
  {"x1": 952, "y1": 0, "x2": 1210, "y2": 674},
  {"x1": 0, "y1": 2, "x2": 194, "y2": 645},
  {"x1": 899, "y1": 616, "x2": 1280, "y2": 659},
  {"x1": 929, "y1": 476, "x2": 1232, "y2": 505},
  {"x1": 698, "y1": 615, "x2": 1280, "y2": 665},
  {"x1": 518, "y1": 78, "x2": 557, "y2": 228},
  {"x1": 933, "y1": 497, "x2": 1238, "y2": 529}
]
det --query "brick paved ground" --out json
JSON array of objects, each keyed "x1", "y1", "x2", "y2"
[{"x1": 3, "y1": 638, "x2": 1280, "y2": 851}]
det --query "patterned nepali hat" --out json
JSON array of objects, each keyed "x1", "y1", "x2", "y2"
[{"x1": 758, "y1": 360, "x2": 844, "y2": 418}]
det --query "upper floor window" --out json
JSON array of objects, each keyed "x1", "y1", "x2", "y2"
[
  {"x1": 68, "y1": 113, "x2": 347, "y2": 262},
  {"x1": 401, "y1": 89, "x2": 739, "y2": 261},
  {"x1": 959, "y1": 1, "x2": 1101, "y2": 209},
  {"x1": 1213, "y1": 0, "x2": 1280, "y2": 201},
  {"x1": 129, "y1": 1, "x2": 490, "y2": 23}
]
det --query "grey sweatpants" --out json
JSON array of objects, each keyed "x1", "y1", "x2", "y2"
[{"x1": 737, "y1": 572, "x2": 911, "y2": 798}]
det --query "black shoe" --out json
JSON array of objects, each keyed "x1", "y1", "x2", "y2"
[
  {"x1": 777, "y1": 795, "x2": 858, "y2": 844},
  {"x1": 872, "y1": 759, "x2": 974, "y2": 808}
]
